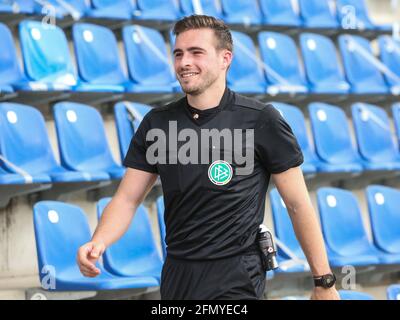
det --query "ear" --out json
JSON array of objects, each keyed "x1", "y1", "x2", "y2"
[{"x1": 221, "y1": 49, "x2": 233, "y2": 71}]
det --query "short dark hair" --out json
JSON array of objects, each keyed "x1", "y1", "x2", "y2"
[{"x1": 173, "y1": 15, "x2": 233, "y2": 52}]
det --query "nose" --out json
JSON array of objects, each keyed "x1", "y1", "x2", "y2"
[{"x1": 175, "y1": 52, "x2": 193, "y2": 71}]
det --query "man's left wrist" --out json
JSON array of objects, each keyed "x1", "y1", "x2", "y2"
[{"x1": 313, "y1": 273, "x2": 336, "y2": 288}]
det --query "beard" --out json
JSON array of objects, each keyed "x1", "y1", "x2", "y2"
[{"x1": 178, "y1": 71, "x2": 219, "y2": 96}]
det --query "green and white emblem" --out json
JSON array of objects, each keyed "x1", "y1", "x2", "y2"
[{"x1": 208, "y1": 160, "x2": 233, "y2": 186}]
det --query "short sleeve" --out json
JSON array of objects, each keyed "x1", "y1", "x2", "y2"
[
  {"x1": 255, "y1": 105, "x2": 304, "y2": 174},
  {"x1": 123, "y1": 112, "x2": 159, "y2": 174}
]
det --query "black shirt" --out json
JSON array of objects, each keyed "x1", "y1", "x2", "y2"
[{"x1": 123, "y1": 88, "x2": 303, "y2": 260}]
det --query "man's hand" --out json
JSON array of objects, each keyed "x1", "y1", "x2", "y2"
[
  {"x1": 77, "y1": 241, "x2": 106, "y2": 278},
  {"x1": 311, "y1": 287, "x2": 341, "y2": 300}
]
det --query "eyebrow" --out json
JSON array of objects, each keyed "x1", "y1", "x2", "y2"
[{"x1": 173, "y1": 46, "x2": 207, "y2": 55}]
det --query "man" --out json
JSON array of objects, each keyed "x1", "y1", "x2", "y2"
[{"x1": 77, "y1": 15, "x2": 340, "y2": 300}]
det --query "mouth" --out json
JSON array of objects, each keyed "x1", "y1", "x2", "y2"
[{"x1": 180, "y1": 71, "x2": 200, "y2": 79}]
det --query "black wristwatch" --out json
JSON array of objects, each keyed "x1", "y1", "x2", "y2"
[{"x1": 313, "y1": 273, "x2": 336, "y2": 288}]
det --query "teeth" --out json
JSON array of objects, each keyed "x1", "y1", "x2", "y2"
[{"x1": 181, "y1": 72, "x2": 198, "y2": 78}]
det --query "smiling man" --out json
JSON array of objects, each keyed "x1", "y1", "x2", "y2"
[{"x1": 77, "y1": 15, "x2": 340, "y2": 300}]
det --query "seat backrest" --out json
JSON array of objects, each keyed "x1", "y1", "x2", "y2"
[
  {"x1": 19, "y1": 20, "x2": 77, "y2": 86},
  {"x1": 114, "y1": 102, "x2": 152, "y2": 160},
  {"x1": 179, "y1": 0, "x2": 222, "y2": 18},
  {"x1": 0, "y1": 22, "x2": 24, "y2": 86},
  {"x1": 156, "y1": 196, "x2": 167, "y2": 260},
  {"x1": 298, "y1": 0, "x2": 338, "y2": 28},
  {"x1": 122, "y1": 25, "x2": 174, "y2": 86},
  {"x1": 258, "y1": 31, "x2": 306, "y2": 86},
  {"x1": 317, "y1": 187, "x2": 373, "y2": 256},
  {"x1": 366, "y1": 185, "x2": 400, "y2": 254},
  {"x1": 0, "y1": 103, "x2": 58, "y2": 174},
  {"x1": 351, "y1": 103, "x2": 399, "y2": 163},
  {"x1": 136, "y1": 0, "x2": 179, "y2": 19},
  {"x1": 308, "y1": 102, "x2": 360, "y2": 164},
  {"x1": 72, "y1": 23, "x2": 126, "y2": 85},
  {"x1": 270, "y1": 188, "x2": 306, "y2": 260},
  {"x1": 387, "y1": 284, "x2": 400, "y2": 300},
  {"x1": 259, "y1": 0, "x2": 301, "y2": 26},
  {"x1": 336, "y1": 0, "x2": 374, "y2": 30},
  {"x1": 339, "y1": 290, "x2": 374, "y2": 300},
  {"x1": 378, "y1": 35, "x2": 400, "y2": 87},
  {"x1": 392, "y1": 103, "x2": 400, "y2": 148},
  {"x1": 92, "y1": 0, "x2": 129, "y2": 9},
  {"x1": 53, "y1": 102, "x2": 117, "y2": 172},
  {"x1": 220, "y1": 0, "x2": 262, "y2": 24}
]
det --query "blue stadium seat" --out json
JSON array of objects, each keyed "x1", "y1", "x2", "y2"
[
  {"x1": 336, "y1": 0, "x2": 376, "y2": 30},
  {"x1": 317, "y1": 187, "x2": 393, "y2": 266},
  {"x1": 179, "y1": 0, "x2": 222, "y2": 18},
  {"x1": 299, "y1": 33, "x2": 350, "y2": 94},
  {"x1": 53, "y1": 102, "x2": 124, "y2": 180},
  {"x1": 114, "y1": 102, "x2": 152, "y2": 161},
  {"x1": 259, "y1": 0, "x2": 302, "y2": 27},
  {"x1": 134, "y1": 0, "x2": 179, "y2": 21},
  {"x1": 227, "y1": 31, "x2": 267, "y2": 94},
  {"x1": 270, "y1": 188, "x2": 310, "y2": 273},
  {"x1": 33, "y1": 0, "x2": 87, "y2": 19},
  {"x1": 392, "y1": 103, "x2": 400, "y2": 148},
  {"x1": 339, "y1": 290, "x2": 374, "y2": 300},
  {"x1": 19, "y1": 20, "x2": 77, "y2": 91},
  {"x1": 33, "y1": 201, "x2": 159, "y2": 291},
  {"x1": 351, "y1": 103, "x2": 400, "y2": 171},
  {"x1": 272, "y1": 103, "x2": 318, "y2": 174},
  {"x1": 122, "y1": 25, "x2": 179, "y2": 93},
  {"x1": 0, "y1": 166, "x2": 26, "y2": 184},
  {"x1": 338, "y1": 35, "x2": 389, "y2": 94},
  {"x1": 258, "y1": 32, "x2": 308, "y2": 95},
  {"x1": 0, "y1": 0, "x2": 34, "y2": 14},
  {"x1": 87, "y1": 0, "x2": 133, "y2": 20},
  {"x1": 366, "y1": 186, "x2": 400, "y2": 258},
  {"x1": 0, "y1": 102, "x2": 100, "y2": 184},
  {"x1": 72, "y1": 23, "x2": 127, "y2": 93},
  {"x1": 220, "y1": 0, "x2": 262, "y2": 25},
  {"x1": 387, "y1": 284, "x2": 400, "y2": 300},
  {"x1": 298, "y1": 0, "x2": 338, "y2": 29},
  {"x1": 308, "y1": 103, "x2": 363, "y2": 173},
  {"x1": 97, "y1": 198, "x2": 163, "y2": 282},
  {"x1": 156, "y1": 196, "x2": 167, "y2": 260},
  {"x1": 378, "y1": 35, "x2": 400, "y2": 95}
]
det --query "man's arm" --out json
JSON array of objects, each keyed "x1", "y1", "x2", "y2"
[
  {"x1": 272, "y1": 166, "x2": 340, "y2": 300},
  {"x1": 77, "y1": 168, "x2": 158, "y2": 277}
]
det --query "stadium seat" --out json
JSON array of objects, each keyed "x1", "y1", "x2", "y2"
[
  {"x1": 227, "y1": 31, "x2": 267, "y2": 94},
  {"x1": 272, "y1": 103, "x2": 318, "y2": 174},
  {"x1": 97, "y1": 198, "x2": 163, "y2": 282},
  {"x1": 351, "y1": 103, "x2": 400, "y2": 171},
  {"x1": 308, "y1": 103, "x2": 363, "y2": 173},
  {"x1": 298, "y1": 0, "x2": 338, "y2": 29},
  {"x1": 33, "y1": 201, "x2": 159, "y2": 291},
  {"x1": 338, "y1": 35, "x2": 389, "y2": 94},
  {"x1": 339, "y1": 290, "x2": 374, "y2": 300},
  {"x1": 366, "y1": 185, "x2": 400, "y2": 257},
  {"x1": 259, "y1": 0, "x2": 302, "y2": 27},
  {"x1": 0, "y1": 102, "x2": 100, "y2": 184},
  {"x1": 53, "y1": 102, "x2": 124, "y2": 180},
  {"x1": 377, "y1": 35, "x2": 400, "y2": 95},
  {"x1": 220, "y1": 0, "x2": 262, "y2": 25},
  {"x1": 19, "y1": 20, "x2": 77, "y2": 91},
  {"x1": 87, "y1": 0, "x2": 133, "y2": 20},
  {"x1": 0, "y1": 23, "x2": 21, "y2": 93},
  {"x1": 387, "y1": 284, "x2": 400, "y2": 300},
  {"x1": 134, "y1": 0, "x2": 180, "y2": 21},
  {"x1": 114, "y1": 102, "x2": 152, "y2": 161},
  {"x1": 299, "y1": 33, "x2": 350, "y2": 94},
  {"x1": 122, "y1": 25, "x2": 179, "y2": 93},
  {"x1": 0, "y1": 167, "x2": 26, "y2": 185},
  {"x1": 33, "y1": 0, "x2": 87, "y2": 20},
  {"x1": 258, "y1": 32, "x2": 308, "y2": 95},
  {"x1": 336, "y1": 0, "x2": 376, "y2": 30},
  {"x1": 0, "y1": 0, "x2": 34, "y2": 14},
  {"x1": 72, "y1": 23, "x2": 127, "y2": 92},
  {"x1": 179, "y1": 0, "x2": 222, "y2": 18},
  {"x1": 156, "y1": 196, "x2": 167, "y2": 260},
  {"x1": 392, "y1": 103, "x2": 400, "y2": 148},
  {"x1": 317, "y1": 187, "x2": 395, "y2": 266},
  {"x1": 270, "y1": 188, "x2": 310, "y2": 273}
]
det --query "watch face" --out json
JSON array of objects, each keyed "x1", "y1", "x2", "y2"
[{"x1": 323, "y1": 274, "x2": 336, "y2": 288}]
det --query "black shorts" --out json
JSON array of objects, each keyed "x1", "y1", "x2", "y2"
[{"x1": 160, "y1": 251, "x2": 266, "y2": 300}]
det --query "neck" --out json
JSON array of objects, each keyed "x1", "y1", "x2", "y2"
[{"x1": 187, "y1": 81, "x2": 226, "y2": 110}]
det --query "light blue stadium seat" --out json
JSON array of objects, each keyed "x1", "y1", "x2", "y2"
[
  {"x1": 19, "y1": 20, "x2": 77, "y2": 91},
  {"x1": 336, "y1": 0, "x2": 376, "y2": 30},
  {"x1": 317, "y1": 187, "x2": 392, "y2": 266},
  {"x1": 0, "y1": 166, "x2": 26, "y2": 184},
  {"x1": 270, "y1": 189, "x2": 310, "y2": 273},
  {"x1": 87, "y1": 0, "x2": 132, "y2": 20},
  {"x1": 122, "y1": 25, "x2": 179, "y2": 93},
  {"x1": 179, "y1": 0, "x2": 222, "y2": 18},
  {"x1": 299, "y1": 33, "x2": 350, "y2": 94},
  {"x1": 258, "y1": 32, "x2": 308, "y2": 95},
  {"x1": 72, "y1": 23, "x2": 127, "y2": 93},
  {"x1": 298, "y1": 0, "x2": 338, "y2": 29},
  {"x1": 308, "y1": 103, "x2": 363, "y2": 173},
  {"x1": 338, "y1": 35, "x2": 389, "y2": 94},
  {"x1": 0, "y1": 102, "x2": 101, "y2": 184},
  {"x1": 156, "y1": 196, "x2": 167, "y2": 260},
  {"x1": 272, "y1": 103, "x2": 318, "y2": 174},
  {"x1": 53, "y1": 102, "x2": 124, "y2": 180},
  {"x1": 387, "y1": 284, "x2": 400, "y2": 300},
  {"x1": 33, "y1": 0, "x2": 87, "y2": 19},
  {"x1": 134, "y1": 0, "x2": 179, "y2": 21},
  {"x1": 97, "y1": 198, "x2": 163, "y2": 282},
  {"x1": 33, "y1": 201, "x2": 159, "y2": 291},
  {"x1": 259, "y1": 0, "x2": 302, "y2": 27},
  {"x1": 378, "y1": 36, "x2": 400, "y2": 95},
  {"x1": 339, "y1": 290, "x2": 374, "y2": 300},
  {"x1": 351, "y1": 103, "x2": 400, "y2": 171},
  {"x1": 220, "y1": 0, "x2": 262, "y2": 25},
  {"x1": 366, "y1": 185, "x2": 400, "y2": 258},
  {"x1": 114, "y1": 102, "x2": 152, "y2": 161},
  {"x1": 392, "y1": 103, "x2": 400, "y2": 148},
  {"x1": 227, "y1": 31, "x2": 267, "y2": 94},
  {"x1": 0, "y1": 0, "x2": 34, "y2": 14}
]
